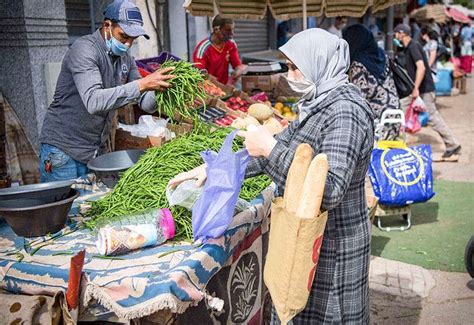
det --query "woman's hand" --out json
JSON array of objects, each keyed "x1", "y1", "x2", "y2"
[
  {"x1": 238, "y1": 125, "x2": 277, "y2": 158},
  {"x1": 168, "y1": 164, "x2": 207, "y2": 188}
]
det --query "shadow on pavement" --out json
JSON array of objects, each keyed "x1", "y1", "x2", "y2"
[
  {"x1": 436, "y1": 102, "x2": 450, "y2": 110},
  {"x1": 370, "y1": 202, "x2": 439, "y2": 231},
  {"x1": 467, "y1": 279, "x2": 474, "y2": 291},
  {"x1": 414, "y1": 132, "x2": 441, "y2": 147},
  {"x1": 370, "y1": 290, "x2": 423, "y2": 324},
  {"x1": 433, "y1": 169, "x2": 442, "y2": 178},
  {"x1": 410, "y1": 202, "x2": 439, "y2": 226}
]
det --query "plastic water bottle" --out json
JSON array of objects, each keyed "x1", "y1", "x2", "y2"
[{"x1": 96, "y1": 208, "x2": 175, "y2": 256}]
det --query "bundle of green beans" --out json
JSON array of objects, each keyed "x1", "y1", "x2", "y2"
[
  {"x1": 155, "y1": 60, "x2": 206, "y2": 120},
  {"x1": 84, "y1": 127, "x2": 271, "y2": 241}
]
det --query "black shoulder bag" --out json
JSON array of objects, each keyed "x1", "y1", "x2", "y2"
[{"x1": 389, "y1": 58, "x2": 415, "y2": 99}]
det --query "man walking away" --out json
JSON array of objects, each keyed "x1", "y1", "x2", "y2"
[{"x1": 394, "y1": 24, "x2": 461, "y2": 161}]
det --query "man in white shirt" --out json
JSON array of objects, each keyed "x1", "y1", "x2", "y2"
[{"x1": 328, "y1": 16, "x2": 347, "y2": 38}]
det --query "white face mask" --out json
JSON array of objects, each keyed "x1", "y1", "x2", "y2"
[{"x1": 283, "y1": 75, "x2": 316, "y2": 100}]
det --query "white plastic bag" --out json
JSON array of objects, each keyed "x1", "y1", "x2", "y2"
[
  {"x1": 166, "y1": 179, "x2": 252, "y2": 213},
  {"x1": 118, "y1": 115, "x2": 175, "y2": 140},
  {"x1": 166, "y1": 179, "x2": 202, "y2": 210},
  {"x1": 412, "y1": 97, "x2": 427, "y2": 112}
]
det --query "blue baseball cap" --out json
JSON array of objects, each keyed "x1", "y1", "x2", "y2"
[{"x1": 103, "y1": 0, "x2": 149, "y2": 39}]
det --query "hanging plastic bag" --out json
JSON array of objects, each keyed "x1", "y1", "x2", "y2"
[
  {"x1": 368, "y1": 141, "x2": 435, "y2": 206},
  {"x1": 405, "y1": 100, "x2": 422, "y2": 133},
  {"x1": 191, "y1": 130, "x2": 250, "y2": 242}
]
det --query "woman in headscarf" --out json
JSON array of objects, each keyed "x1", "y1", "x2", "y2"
[
  {"x1": 170, "y1": 29, "x2": 374, "y2": 323},
  {"x1": 343, "y1": 24, "x2": 400, "y2": 141}
]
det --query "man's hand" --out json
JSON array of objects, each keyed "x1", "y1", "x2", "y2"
[
  {"x1": 137, "y1": 67, "x2": 175, "y2": 92},
  {"x1": 411, "y1": 87, "x2": 420, "y2": 99},
  {"x1": 231, "y1": 64, "x2": 247, "y2": 82}
]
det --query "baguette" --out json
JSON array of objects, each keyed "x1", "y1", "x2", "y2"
[
  {"x1": 296, "y1": 154, "x2": 329, "y2": 219},
  {"x1": 284, "y1": 144, "x2": 313, "y2": 214}
]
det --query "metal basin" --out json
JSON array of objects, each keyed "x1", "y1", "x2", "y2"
[
  {"x1": 0, "y1": 189, "x2": 80, "y2": 237},
  {"x1": 0, "y1": 180, "x2": 74, "y2": 203},
  {"x1": 87, "y1": 149, "x2": 144, "y2": 188}
]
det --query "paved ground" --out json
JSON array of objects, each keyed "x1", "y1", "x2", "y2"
[
  {"x1": 370, "y1": 77, "x2": 474, "y2": 324},
  {"x1": 406, "y1": 78, "x2": 474, "y2": 182}
]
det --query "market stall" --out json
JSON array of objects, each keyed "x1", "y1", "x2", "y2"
[
  {"x1": 0, "y1": 56, "x2": 280, "y2": 323},
  {"x1": 0, "y1": 0, "x2": 409, "y2": 321},
  {"x1": 0, "y1": 184, "x2": 273, "y2": 323}
]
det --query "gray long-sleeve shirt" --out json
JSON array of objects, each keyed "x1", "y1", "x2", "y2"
[{"x1": 40, "y1": 29, "x2": 156, "y2": 163}]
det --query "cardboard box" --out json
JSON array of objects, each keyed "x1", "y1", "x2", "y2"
[
  {"x1": 114, "y1": 123, "x2": 193, "y2": 151},
  {"x1": 241, "y1": 73, "x2": 284, "y2": 93}
]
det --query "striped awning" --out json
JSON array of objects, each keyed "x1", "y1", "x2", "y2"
[
  {"x1": 184, "y1": 0, "x2": 408, "y2": 19},
  {"x1": 409, "y1": 4, "x2": 448, "y2": 24},
  {"x1": 183, "y1": 0, "x2": 268, "y2": 19}
]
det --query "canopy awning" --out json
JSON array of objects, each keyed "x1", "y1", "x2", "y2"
[
  {"x1": 184, "y1": 0, "x2": 407, "y2": 20},
  {"x1": 410, "y1": 4, "x2": 473, "y2": 24},
  {"x1": 446, "y1": 7, "x2": 472, "y2": 24},
  {"x1": 448, "y1": 4, "x2": 474, "y2": 19},
  {"x1": 409, "y1": 4, "x2": 447, "y2": 24}
]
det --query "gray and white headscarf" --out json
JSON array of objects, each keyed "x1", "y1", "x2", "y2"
[{"x1": 279, "y1": 28, "x2": 351, "y2": 121}]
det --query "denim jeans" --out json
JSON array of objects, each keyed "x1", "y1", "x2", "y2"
[{"x1": 39, "y1": 143, "x2": 88, "y2": 182}]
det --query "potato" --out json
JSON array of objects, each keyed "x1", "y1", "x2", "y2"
[
  {"x1": 248, "y1": 103, "x2": 274, "y2": 122},
  {"x1": 263, "y1": 117, "x2": 284, "y2": 135}
]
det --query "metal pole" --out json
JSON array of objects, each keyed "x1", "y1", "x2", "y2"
[
  {"x1": 303, "y1": 0, "x2": 307, "y2": 30},
  {"x1": 387, "y1": 5, "x2": 394, "y2": 59}
]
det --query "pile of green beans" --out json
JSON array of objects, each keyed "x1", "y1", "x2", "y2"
[
  {"x1": 155, "y1": 60, "x2": 206, "y2": 121},
  {"x1": 84, "y1": 127, "x2": 271, "y2": 241}
]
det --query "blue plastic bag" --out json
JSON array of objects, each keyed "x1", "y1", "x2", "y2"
[
  {"x1": 435, "y1": 69, "x2": 452, "y2": 96},
  {"x1": 418, "y1": 111, "x2": 430, "y2": 127},
  {"x1": 368, "y1": 144, "x2": 435, "y2": 206},
  {"x1": 192, "y1": 130, "x2": 250, "y2": 242}
]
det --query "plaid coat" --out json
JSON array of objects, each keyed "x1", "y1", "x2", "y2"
[{"x1": 247, "y1": 84, "x2": 374, "y2": 324}]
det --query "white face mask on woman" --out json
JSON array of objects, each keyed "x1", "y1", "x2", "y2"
[{"x1": 282, "y1": 75, "x2": 316, "y2": 100}]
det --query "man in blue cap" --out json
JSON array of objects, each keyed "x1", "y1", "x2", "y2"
[{"x1": 39, "y1": 0, "x2": 175, "y2": 182}]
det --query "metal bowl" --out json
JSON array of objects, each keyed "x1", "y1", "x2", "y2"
[
  {"x1": 0, "y1": 180, "x2": 75, "y2": 203},
  {"x1": 0, "y1": 188, "x2": 80, "y2": 237},
  {"x1": 87, "y1": 149, "x2": 144, "y2": 188}
]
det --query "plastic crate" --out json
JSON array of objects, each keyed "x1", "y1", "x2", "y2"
[{"x1": 135, "y1": 52, "x2": 181, "y2": 73}]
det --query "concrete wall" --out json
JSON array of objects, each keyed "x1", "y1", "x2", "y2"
[
  {"x1": 134, "y1": 0, "x2": 159, "y2": 59},
  {"x1": 168, "y1": 0, "x2": 188, "y2": 60},
  {"x1": 168, "y1": 2, "x2": 210, "y2": 60},
  {"x1": 0, "y1": 0, "x2": 69, "y2": 149}
]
